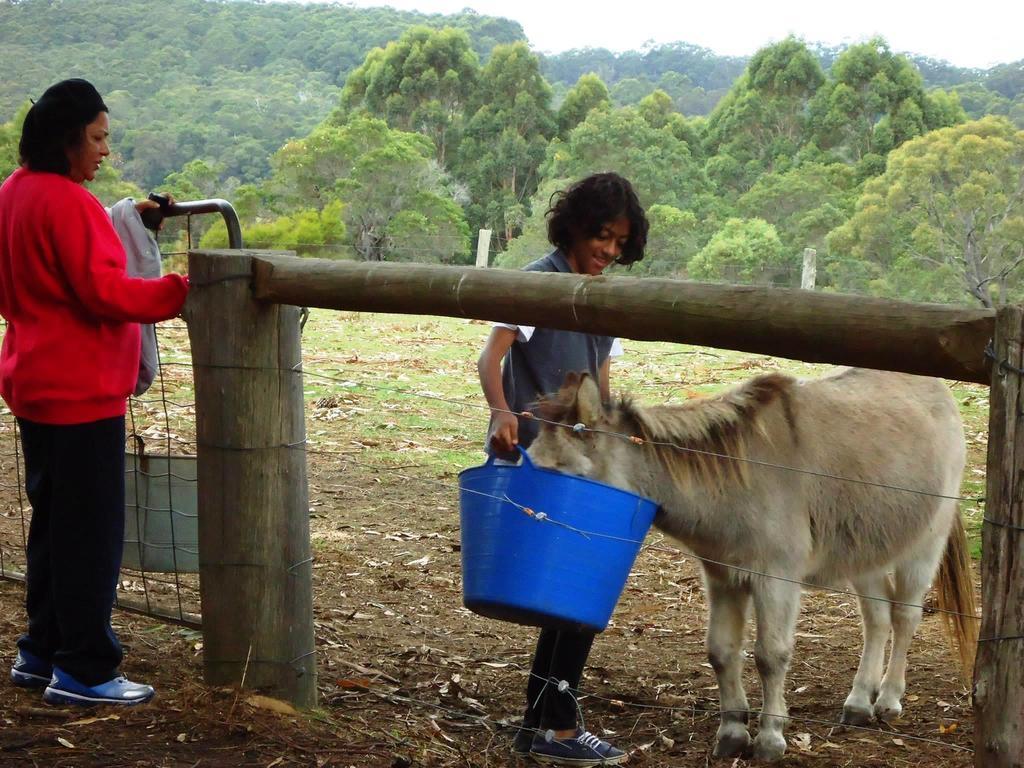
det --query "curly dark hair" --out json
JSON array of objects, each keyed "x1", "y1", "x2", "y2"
[
  {"x1": 18, "y1": 78, "x2": 108, "y2": 175},
  {"x1": 546, "y1": 172, "x2": 649, "y2": 266}
]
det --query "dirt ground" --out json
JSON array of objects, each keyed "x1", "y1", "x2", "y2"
[{"x1": 0, "y1": 444, "x2": 976, "y2": 768}]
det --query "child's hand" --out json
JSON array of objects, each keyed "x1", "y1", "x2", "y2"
[{"x1": 488, "y1": 411, "x2": 519, "y2": 454}]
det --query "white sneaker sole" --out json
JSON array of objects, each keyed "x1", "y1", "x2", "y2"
[
  {"x1": 43, "y1": 686, "x2": 154, "y2": 706},
  {"x1": 530, "y1": 752, "x2": 628, "y2": 766},
  {"x1": 10, "y1": 669, "x2": 51, "y2": 688}
]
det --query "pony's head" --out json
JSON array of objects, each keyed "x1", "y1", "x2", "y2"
[
  {"x1": 528, "y1": 370, "x2": 798, "y2": 498},
  {"x1": 528, "y1": 371, "x2": 636, "y2": 489}
]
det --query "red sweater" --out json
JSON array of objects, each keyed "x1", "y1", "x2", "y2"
[{"x1": 0, "y1": 168, "x2": 189, "y2": 424}]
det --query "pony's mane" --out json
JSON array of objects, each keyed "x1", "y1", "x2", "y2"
[{"x1": 620, "y1": 373, "x2": 797, "y2": 493}]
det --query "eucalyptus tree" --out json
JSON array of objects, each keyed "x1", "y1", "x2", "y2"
[
  {"x1": 808, "y1": 38, "x2": 964, "y2": 173},
  {"x1": 339, "y1": 26, "x2": 480, "y2": 166},
  {"x1": 455, "y1": 41, "x2": 557, "y2": 246},
  {"x1": 269, "y1": 116, "x2": 469, "y2": 263},
  {"x1": 827, "y1": 116, "x2": 1024, "y2": 307},
  {"x1": 702, "y1": 38, "x2": 825, "y2": 195},
  {"x1": 556, "y1": 73, "x2": 611, "y2": 138}
]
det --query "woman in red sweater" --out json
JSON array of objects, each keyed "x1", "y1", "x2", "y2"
[{"x1": 0, "y1": 79, "x2": 189, "y2": 706}]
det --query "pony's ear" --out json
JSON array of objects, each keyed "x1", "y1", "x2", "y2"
[{"x1": 575, "y1": 373, "x2": 604, "y2": 426}]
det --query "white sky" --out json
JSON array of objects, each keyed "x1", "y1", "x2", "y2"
[{"x1": 323, "y1": 0, "x2": 1024, "y2": 69}]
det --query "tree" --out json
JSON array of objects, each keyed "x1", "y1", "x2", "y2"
[
  {"x1": 200, "y1": 200, "x2": 348, "y2": 257},
  {"x1": 702, "y1": 38, "x2": 825, "y2": 195},
  {"x1": 269, "y1": 116, "x2": 469, "y2": 263},
  {"x1": 0, "y1": 104, "x2": 26, "y2": 183},
  {"x1": 455, "y1": 42, "x2": 557, "y2": 246},
  {"x1": 542, "y1": 105, "x2": 708, "y2": 212},
  {"x1": 986, "y1": 60, "x2": 1024, "y2": 100},
  {"x1": 160, "y1": 159, "x2": 226, "y2": 202},
  {"x1": 609, "y1": 77, "x2": 656, "y2": 107},
  {"x1": 808, "y1": 38, "x2": 964, "y2": 170},
  {"x1": 657, "y1": 71, "x2": 719, "y2": 115},
  {"x1": 688, "y1": 218, "x2": 791, "y2": 285},
  {"x1": 384, "y1": 194, "x2": 471, "y2": 264},
  {"x1": 635, "y1": 204, "x2": 699, "y2": 277},
  {"x1": 737, "y1": 162, "x2": 857, "y2": 259},
  {"x1": 827, "y1": 116, "x2": 1024, "y2": 307},
  {"x1": 339, "y1": 26, "x2": 480, "y2": 165},
  {"x1": 637, "y1": 89, "x2": 677, "y2": 129},
  {"x1": 556, "y1": 73, "x2": 610, "y2": 138}
]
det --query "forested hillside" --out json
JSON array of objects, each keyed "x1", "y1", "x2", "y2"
[
  {"x1": 0, "y1": 0, "x2": 524, "y2": 187},
  {"x1": 541, "y1": 43, "x2": 1024, "y2": 124},
  {"x1": 2, "y1": 0, "x2": 1023, "y2": 308}
]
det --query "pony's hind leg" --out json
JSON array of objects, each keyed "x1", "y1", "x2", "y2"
[
  {"x1": 705, "y1": 575, "x2": 753, "y2": 759},
  {"x1": 750, "y1": 578, "x2": 802, "y2": 762},
  {"x1": 842, "y1": 572, "x2": 893, "y2": 726},
  {"x1": 874, "y1": 541, "x2": 944, "y2": 722}
]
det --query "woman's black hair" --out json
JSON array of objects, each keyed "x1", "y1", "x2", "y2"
[
  {"x1": 18, "y1": 78, "x2": 108, "y2": 175},
  {"x1": 546, "y1": 172, "x2": 649, "y2": 266}
]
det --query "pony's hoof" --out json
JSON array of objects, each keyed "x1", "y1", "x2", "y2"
[
  {"x1": 873, "y1": 699, "x2": 902, "y2": 722},
  {"x1": 712, "y1": 729, "x2": 751, "y2": 759},
  {"x1": 840, "y1": 706, "x2": 873, "y2": 727},
  {"x1": 751, "y1": 732, "x2": 787, "y2": 762}
]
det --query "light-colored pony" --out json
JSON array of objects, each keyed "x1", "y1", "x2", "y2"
[{"x1": 528, "y1": 368, "x2": 977, "y2": 762}]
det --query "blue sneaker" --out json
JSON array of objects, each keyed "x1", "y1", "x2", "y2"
[
  {"x1": 43, "y1": 667, "x2": 155, "y2": 706},
  {"x1": 530, "y1": 728, "x2": 628, "y2": 766},
  {"x1": 10, "y1": 650, "x2": 52, "y2": 689}
]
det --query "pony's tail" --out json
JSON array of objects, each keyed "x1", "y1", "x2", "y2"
[{"x1": 936, "y1": 513, "x2": 978, "y2": 686}]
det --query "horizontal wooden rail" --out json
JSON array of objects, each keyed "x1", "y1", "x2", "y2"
[{"x1": 229, "y1": 251, "x2": 995, "y2": 384}]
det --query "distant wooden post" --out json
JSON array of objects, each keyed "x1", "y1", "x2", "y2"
[
  {"x1": 801, "y1": 248, "x2": 817, "y2": 290},
  {"x1": 475, "y1": 229, "x2": 492, "y2": 268},
  {"x1": 185, "y1": 249, "x2": 316, "y2": 708},
  {"x1": 975, "y1": 305, "x2": 1024, "y2": 767}
]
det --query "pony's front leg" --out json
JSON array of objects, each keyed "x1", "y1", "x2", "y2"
[
  {"x1": 705, "y1": 576, "x2": 752, "y2": 759},
  {"x1": 751, "y1": 578, "x2": 801, "y2": 762}
]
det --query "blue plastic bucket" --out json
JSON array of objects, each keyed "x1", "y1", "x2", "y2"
[{"x1": 458, "y1": 448, "x2": 658, "y2": 632}]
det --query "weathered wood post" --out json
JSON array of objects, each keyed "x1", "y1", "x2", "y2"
[
  {"x1": 184, "y1": 249, "x2": 316, "y2": 708},
  {"x1": 801, "y1": 248, "x2": 816, "y2": 290},
  {"x1": 475, "y1": 229, "x2": 492, "y2": 268},
  {"x1": 975, "y1": 305, "x2": 1024, "y2": 766}
]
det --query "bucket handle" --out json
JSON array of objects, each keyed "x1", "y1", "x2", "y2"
[{"x1": 484, "y1": 445, "x2": 534, "y2": 468}]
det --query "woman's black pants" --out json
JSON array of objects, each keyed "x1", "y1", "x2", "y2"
[{"x1": 16, "y1": 416, "x2": 126, "y2": 686}]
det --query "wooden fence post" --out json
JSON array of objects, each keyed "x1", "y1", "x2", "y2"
[
  {"x1": 475, "y1": 229, "x2": 492, "y2": 268},
  {"x1": 801, "y1": 248, "x2": 816, "y2": 290},
  {"x1": 184, "y1": 249, "x2": 316, "y2": 708},
  {"x1": 975, "y1": 305, "x2": 1024, "y2": 766}
]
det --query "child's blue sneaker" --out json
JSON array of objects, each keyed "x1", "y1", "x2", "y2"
[
  {"x1": 43, "y1": 667, "x2": 155, "y2": 706},
  {"x1": 10, "y1": 650, "x2": 52, "y2": 689},
  {"x1": 530, "y1": 728, "x2": 628, "y2": 766}
]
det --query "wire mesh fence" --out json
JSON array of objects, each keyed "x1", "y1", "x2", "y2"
[{"x1": 0, "y1": 319, "x2": 201, "y2": 626}]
